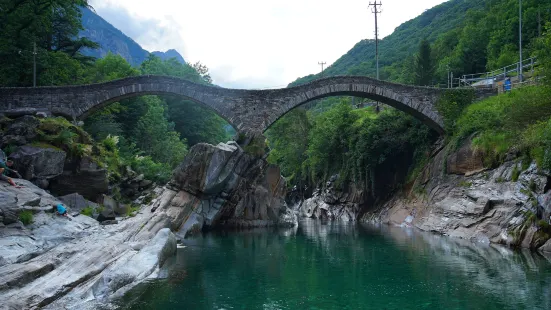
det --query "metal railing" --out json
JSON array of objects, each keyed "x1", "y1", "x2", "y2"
[{"x1": 460, "y1": 57, "x2": 538, "y2": 86}]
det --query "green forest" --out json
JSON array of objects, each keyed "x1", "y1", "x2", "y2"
[
  {"x1": 2, "y1": 0, "x2": 551, "y2": 201},
  {"x1": 268, "y1": 0, "x2": 551, "y2": 201},
  {"x1": 291, "y1": 0, "x2": 551, "y2": 86},
  {"x1": 0, "y1": 0, "x2": 233, "y2": 183}
]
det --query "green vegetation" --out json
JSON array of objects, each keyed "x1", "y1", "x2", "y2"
[
  {"x1": 0, "y1": 0, "x2": 97, "y2": 87},
  {"x1": 81, "y1": 206, "x2": 95, "y2": 217},
  {"x1": 446, "y1": 85, "x2": 551, "y2": 168},
  {"x1": 459, "y1": 181, "x2": 473, "y2": 188},
  {"x1": 511, "y1": 165, "x2": 521, "y2": 182},
  {"x1": 19, "y1": 210, "x2": 33, "y2": 225},
  {"x1": 1, "y1": 3, "x2": 234, "y2": 186},
  {"x1": 267, "y1": 101, "x2": 437, "y2": 197},
  {"x1": 414, "y1": 40, "x2": 435, "y2": 86},
  {"x1": 291, "y1": 0, "x2": 551, "y2": 86},
  {"x1": 82, "y1": 54, "x2": 233, "y2": 183}
]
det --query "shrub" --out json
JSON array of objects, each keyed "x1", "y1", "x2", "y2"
[
  {"x1": 435, "y1": 89, "x2": 476, "y2": 134},
  {"x1": 243, "y1": 136, "x2": 267, "y2": 158},
  {"x1": 459, "y1": 181, "x2": 472, "y2": 187},
  {"x1": 511, "y1": 165, "x2": 520, "y2": 182},
  {"x1": 130, "y1": 155, "x2": 172, "y2": 184},
  {"x1": 81, "y1": 206, "x2": 95, "y2": 217},
  {"x1": 19, "y1": 210, "x2": 33, "y2": 225}
]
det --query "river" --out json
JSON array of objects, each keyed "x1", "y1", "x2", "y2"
[{"x1": 119, "y1": 219, "x2": 551, "y2": 309}]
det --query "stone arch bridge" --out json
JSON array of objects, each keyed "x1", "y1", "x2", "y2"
[{"x1": 0, "y1": 76, "x2": 496, "y2": 135}]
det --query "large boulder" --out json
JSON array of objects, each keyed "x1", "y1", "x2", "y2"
[
  {"x1": 58, "y1": 193, "x2": 98, "y2": 214},
  {"x1": 9, "y1": 145, "x2": 66, "y2": 188},
  {"x1": 49, "y1": 156, "x2": 108, "y2": 201},
  {"x1": 139, "y1": 141, "x2": 296, "y2": 240},
  {"x1": 0, "y1": 116, "x2": 40, "y2": 147},
  {"x1": 447, "y1": 137, "x2": 486, "y2": 175}
]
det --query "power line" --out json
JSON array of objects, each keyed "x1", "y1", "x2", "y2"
[{"x1": 369, "y1": 1, "x2": 382, "y2": 80}]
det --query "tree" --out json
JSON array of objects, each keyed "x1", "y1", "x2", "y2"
[
  {"x1": 414, "y1": 40, "x2": 434, "y2": 86},
  {"x1": 192, "y1": 61, "x2": 212, "y2": 84},
  {"x1": 533, "y1": 23, "x2": 551, "y2": 85},
  {"x1": 266, "y1": 108, "x2": 311, "y2": 185},
  {"x1": 0, "y1": 0, "x2": 98, "y2": 86},
  {"x1": 134, "y1": 97, "x2": 188, "y2": 167},
  {"x1": 90, "y1": 52, "x2": 139, "y2": 82}
]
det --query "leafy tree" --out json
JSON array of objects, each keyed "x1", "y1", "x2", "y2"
[
  {"x1": 533, "y1": 23, "x2": 551, "y2": 85},
  {"x1": 191, "y1": 61, "x2": 213, "y2": 84},
  {"x1": 134, "y1": 97, "x2": 188, "y2": 167},
  {"x1": 266, "y1": 108, "x2": 311, "y2": 185},
  {"x1": 89, "y1": 52, "x2": 139, "y2": 82},
  {"x1": 414, "y1": 39, "x2": 435, "y2": 85},
  {"x1": 0, "y1": 0, "x2": 98, "y2": 86}
]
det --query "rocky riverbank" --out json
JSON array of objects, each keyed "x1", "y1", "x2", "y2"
[
  {"x1": 0, "y1": 140, "x2": 296, "y2": 309},
  {"x1": 294, "y1": 138, "x2": 551, "y2": 253}
]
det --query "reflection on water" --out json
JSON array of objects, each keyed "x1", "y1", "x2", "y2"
[{"x1": 121, "y1": 220, "x2": 551, "y2": 310}]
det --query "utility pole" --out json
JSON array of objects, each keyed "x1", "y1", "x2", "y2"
[
  {"x1": 447, "y1": 64, "x2": 451, "y2": 89},
  {"x1": 369, "y1": 1, "x2": 382, "y2": 80},
  {"x1": 33, "y1": 41, "x2": 37, "y2": 87},
  {"x1": 318, "y1": 61, "x2": 326, "y2": 76},
  {"x1": 519, "y1": 0, "x2": 523, "y2": 83}
]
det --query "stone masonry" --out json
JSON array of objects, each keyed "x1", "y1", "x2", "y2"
[{"x1": 0, "y1": 75, "x2": 496, "y2": 135}]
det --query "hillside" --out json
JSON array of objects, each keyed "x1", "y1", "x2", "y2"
[
  {"x1": 291, "y1": 0, "x2": 550, "y2": 86},
  {"x1": 80, "y1": 7, "x2": 185, "y2": 66}
]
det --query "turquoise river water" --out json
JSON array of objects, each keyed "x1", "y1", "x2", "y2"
[{"x1": 120, "y1": 220, "x2": 551, "y2": 310}]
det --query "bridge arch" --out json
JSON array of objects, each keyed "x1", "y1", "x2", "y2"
[
  {"x1": 261, "y1": 77, "x2": 446, "y2": 134},
  {"x1": 0, "y1": 75, "x2": 496, "y2": 136}
]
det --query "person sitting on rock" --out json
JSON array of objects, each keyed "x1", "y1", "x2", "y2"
[
  {"x1": 0, "y1": 160, "x2": 21, "y2": 188},
  {"x1": 55, "y1": 204, "x2": 69, "y2": 217}
]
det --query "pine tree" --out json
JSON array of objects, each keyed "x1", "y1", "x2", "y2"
[{"x1": 414, "y1": 39, "x2": 435, "y2": 86}]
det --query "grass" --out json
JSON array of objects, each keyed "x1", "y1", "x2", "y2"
[
  {"x1": 81, "y1": 206, "x2": 95, "y2": 217},
  {"x1": 449, "y1": 86, "x2": 551, "y2": 170},
  {"x1": 511, "y1": 165, "x2": 520, "y2": 182},
  {"x1": 19, "y1": 210, "x2": 33, "y2": 225},
  {"x1": 459, "y1": 181, "x2": 472, "y2": 188},
  {"x1": 126, "y1": 204, "x2": 141, "y2": 217}
]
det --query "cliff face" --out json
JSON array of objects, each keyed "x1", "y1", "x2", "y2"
[
  {"x1": 292, "y1": 137, "x2": 551, "y2": 252},
  {"x1": 143, "y1": 141, "x2": 297, "y2": 240},
  {"x1": 361, "y1": 139, "x2": 551, "y2": 253}
]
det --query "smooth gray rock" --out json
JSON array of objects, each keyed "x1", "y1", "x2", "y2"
[
  {"x1": 10, "y1": 145, "x2": 66, "y2": 182},
  {"x1": 58, "y1": 193, "x2": 98, "y2": 213},
  {"x1": 540, "y1": 239, "x2": 551, "y2": 253},
  {"x1": 0, "y1": 182, "x2": 175, "y2": 310}
]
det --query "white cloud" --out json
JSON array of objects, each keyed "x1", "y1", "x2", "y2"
[{"x1": 89, "y1": 0, "x2": 447, "y2": 88}]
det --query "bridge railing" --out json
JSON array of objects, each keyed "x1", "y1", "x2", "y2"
[{"x1": 460, "y1": 57, "x2": 538, "y2": 86}]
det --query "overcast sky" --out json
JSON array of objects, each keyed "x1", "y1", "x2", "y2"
[{"x1": 89, "y1": 0, "x2": 447, "y2": 89}]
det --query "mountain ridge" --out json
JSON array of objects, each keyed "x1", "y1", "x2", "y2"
[{"x1": 80, "y1": 7, "x2": 185, "y2": 66}]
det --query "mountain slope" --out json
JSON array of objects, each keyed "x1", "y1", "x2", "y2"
[
  {"x1": 291, "y1": 0, "x2": 485, "y2": 86},
  {"x1": 293, "y1": 0, "x2": 551, "y2": 87},
  {"x1": 80, "y1": 8, "x2": 185, "y2": 66}
]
